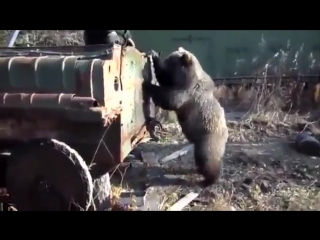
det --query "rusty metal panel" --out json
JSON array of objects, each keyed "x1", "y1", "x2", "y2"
[
  {"x1": 0, "y1": 58, "x2": 11, "y2": 91},
  {"x1": 0, "y1": 44, "x2": 115, "y2": 93},
  {"x1": 0, "y1": 44, "x2": 130, "y2": 119},
  {"x1": 0, "y1": 44, "x2": 148, "y2": 173},
  {"x1": 74, "y1": 58, "x2": 111, "y2": 106},
  {"x1": 62, "y1": 57, "x2": 77, "y2": 93},
  {"x1": 9, "y1": 57, "x2": 38, "y2": 91},
  {"x1": 0, "y1": 44, "x2": 116, "y2": 56},
  {"x1": 0, "y1": 54, "x2": 118, "y2": 107},
  {"x1": 0, "y1": 93, "x2": 98, "y2": 109},
  {"x1": 35, "y1": 57, "x2": 65, "y2": 92},
  {"x1": 101, "y1": 46, "x2": 122, "y2": 115},
  {"x1": 74, "y1": 59, "x2": 94, "y2": 97},
  {"x1": 119, "y1": 47, "x2": 146, "y2": 160}
]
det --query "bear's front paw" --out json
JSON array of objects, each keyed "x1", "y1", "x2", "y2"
[
  {"x1": 147, "y1": 49, "x2": 161, "y2": 59},
  {"x1": 127, "y1": 38, "x2": 135, "y2": 47},
  {"x1": 146, "y1": 118, "x2": 162, "y2": 142}
]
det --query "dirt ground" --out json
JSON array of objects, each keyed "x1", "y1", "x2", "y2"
[{"x1": 112, "y1": 109, "x2": 320, "y2": 211}]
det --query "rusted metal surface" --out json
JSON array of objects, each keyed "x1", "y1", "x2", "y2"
[
  {"x1": 0, "y1": 55, "x2": 109, "y2": 105},
  {"x1": 118, "y1": 46, "x2": 148, "y2": 161},
  {"x1": 0, "y1": 45, "x2": 126, "y2": 112},
  {"x1": 0, "y1": 93, "x2": 98, "y2": 109},
  {"x1": 0, "y1": 43, "x2": 149, "y2": 200},
  {"x1": 0, "y1": 44, "x2": 115, "y2": 56},
  {"x1": 0, "y1": 44, "x2": 149, "y2": 213},
  {"x1": 103, "y1": 106, "x2": 122, "y2": 126}
]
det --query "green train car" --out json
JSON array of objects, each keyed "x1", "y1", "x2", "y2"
[{"x1": 132, "y1": 30, "x2": 320, "y2": 78}]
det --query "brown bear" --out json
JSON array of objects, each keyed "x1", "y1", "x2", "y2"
[{"x1": 143, "y1": 47, "x2": 229, "y2": 187}]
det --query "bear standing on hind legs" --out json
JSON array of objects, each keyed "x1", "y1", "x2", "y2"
[{"x1": 143, "y1": 47, "x2": 229, "y2": 187}]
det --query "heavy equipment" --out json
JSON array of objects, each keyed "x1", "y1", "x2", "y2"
[{"x1": 0, "y1": 40, "x2": 156, "y2": 211}]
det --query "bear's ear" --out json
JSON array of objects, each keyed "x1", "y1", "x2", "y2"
[{"x1": 180, "y1": 52, "x2": 193, "y2": 67}]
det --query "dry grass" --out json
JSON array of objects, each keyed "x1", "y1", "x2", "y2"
[
  {"x1": 0, "y1": 30, "x2": 84, "y2": 46},
  {"x1": 186, "y1": 184, "x2": 320, "y2": 211},
  {"x1": 214, "y1": 66, "x2": 320, "y2": 211},
  {"x1": 209, "y1": 90, "x2": 320, "y2": 211}
]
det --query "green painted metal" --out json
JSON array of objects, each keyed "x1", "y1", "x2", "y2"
[
  {"x1": 132, "y1": 30, "x2": 320, "y2": 78},
  {"x1": 4, "y1": 56, "x2": 78, "y2": 92},
  {"x1": 0, "y1": 49, "x2": 111, "y2": 106}
]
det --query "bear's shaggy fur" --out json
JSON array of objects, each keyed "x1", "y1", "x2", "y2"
[
  {"x1": 295, "y1": 131, "x2": 320, "y2": 156},
  {"x1": 144, "y1": 47, "x2": 228, "y2": 187}
]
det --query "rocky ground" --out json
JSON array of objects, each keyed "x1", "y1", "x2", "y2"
[{"x1": 111, "y1": 109, "x2": 320, "y2": 211}]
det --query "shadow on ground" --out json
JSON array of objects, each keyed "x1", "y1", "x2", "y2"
[
  {"x1": 112, "y1": 136, "x2": 320, "y2": 210},
  {"x1": 111, "y1": 142, "x2": 198, "y2": 190}
]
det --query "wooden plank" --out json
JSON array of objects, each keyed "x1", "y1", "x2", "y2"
[
  {"x1": 167, "y1": 192, "x2": 199, "y2": 211},
  {"x1": 159, "y1": 144, "x2": 193, "y2": 164}
]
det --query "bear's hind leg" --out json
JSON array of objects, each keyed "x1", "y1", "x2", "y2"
[{"x1": 194, "y1": 135, "x2": 224, "y2": 188}]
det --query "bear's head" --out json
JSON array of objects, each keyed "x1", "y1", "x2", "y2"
[{"x1": 161, "y1": 47, "x2": 204, "y2": 88}]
